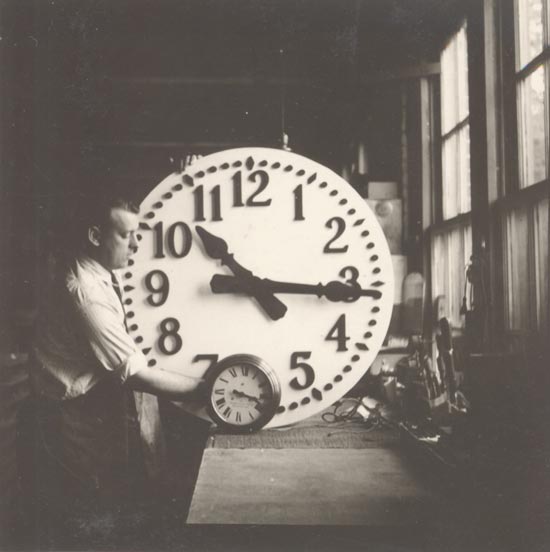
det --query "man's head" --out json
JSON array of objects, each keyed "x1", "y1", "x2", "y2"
[{"x1": 85, "y1": 197, "x2": 140, "y2": 271}]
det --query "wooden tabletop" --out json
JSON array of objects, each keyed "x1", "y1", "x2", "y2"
[{"x1": 187, "y1": 408, "x2": 448, "y2": 526}]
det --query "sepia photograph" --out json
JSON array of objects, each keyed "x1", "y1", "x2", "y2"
[{"x1": 0, "y1": 0, "x2": 549, "y2": 550}]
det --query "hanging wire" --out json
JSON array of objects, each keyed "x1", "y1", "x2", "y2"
[{"x1": 278, "y1": 47, "x2": 291, "y2": 151}]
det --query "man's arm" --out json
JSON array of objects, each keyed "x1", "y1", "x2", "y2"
[
  {"x1": 76, "y1": 296, "x2": 204, "y2": 400},
  {"x1": 127, "y1": 366, "x2": 204, "y2": 401}
]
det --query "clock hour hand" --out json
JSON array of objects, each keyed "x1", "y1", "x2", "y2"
[
  {"x1": 210, "y1": 273, "x2": 382, "y2": 301},
  {"x1": 233, "y1": 389, "x2": 261, "y2": 404},
  {"x1": 195, "y1": 226, "x2": 288, "y2": 320}
]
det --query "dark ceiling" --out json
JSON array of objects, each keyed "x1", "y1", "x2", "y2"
[
  {"x1": 33, "y1": 0, "x2": 466, "y2": 78},
  {"x1": 0, "y1": 0, "x2": 467, "y2": 319},
  {"x1": 2, "y1": 0, "x2": 466, "y2": 163},
  {"x1": 1, "y1": 0, "x2": 469, "y2": 194}
]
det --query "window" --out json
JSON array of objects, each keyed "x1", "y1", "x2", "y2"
[
  {"x1": 441, "y1": 23, "x2": 471, "y2": 218},
  {"x1": 503, "y1": 199, "x2": 549, "y2": 331},
  {"x1": 502, "y1": 0, "x2": 549, "y2": 335},
  {"x1": 431, "y1": 224, "x2": 472, "y2": 327},
  {"x1": 431, "y1": 22, "x2": 472, "y2": 329},
  {"x1": 515, "y1": 0, "x2": 549, "y2": 188}
]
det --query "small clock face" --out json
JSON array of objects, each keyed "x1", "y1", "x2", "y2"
[
  {"x1": 207, "y1": 355, "x2": 281, "y2": 431},
  {"x1": 120, "y1": 148, "x2": 394, "y2": 428}
]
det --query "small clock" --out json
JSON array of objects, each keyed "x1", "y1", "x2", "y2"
[
  {"x1": 120, "y1": 147, "x2": 394, "y2": 429},
  {"x1": 205, "y1": 354, "x2": 281, "y2": 432}
]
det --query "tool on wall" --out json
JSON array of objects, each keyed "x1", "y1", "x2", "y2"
[
  {"x1": 435, "y1": 317, "x2": 457, "y2": 404},
  {"x1": 461, "y1": 254, "x2": 489, "y2": 352}
]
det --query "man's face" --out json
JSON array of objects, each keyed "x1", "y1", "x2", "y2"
[{"x1": 95, "y1": 207, "x2": 140, "y2": 271}]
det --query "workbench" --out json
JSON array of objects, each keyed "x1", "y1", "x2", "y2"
[{"x1": 187, "y1": 407, "x2": 449, "y2": 527}]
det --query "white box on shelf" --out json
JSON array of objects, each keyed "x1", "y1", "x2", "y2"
[
  {"x1": 367, "y1": 181, "x2": 399, "y2": 200},
  {"x1": 366, "y1": 199, "x2": 403, "y2": 254}
]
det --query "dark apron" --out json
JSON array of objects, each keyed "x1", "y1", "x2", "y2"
[{"x1": 35, "y1": 376, "x2": 146, "y2": 503}]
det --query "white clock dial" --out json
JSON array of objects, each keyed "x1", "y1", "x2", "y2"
[
  {"x1": 120, "y1": 148, "x2": 394, "y2": 428},
  {"x1": 207, "y1": 354, "x2": 281, "y2": 431}
]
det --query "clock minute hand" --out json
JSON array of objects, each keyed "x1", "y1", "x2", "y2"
[
  {"x1": 233, "y1": 389, "x2": 261, "y2": 404},
  {"x1": 210, "y1": 274, "x2": 382, "y2": 301},
  {"x1": 195, "y1": 226, "x2": 288, "y2": 320}
]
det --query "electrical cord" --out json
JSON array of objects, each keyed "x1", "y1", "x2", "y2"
[
  {"x1": 321, "y1": 397, "x2": 395, "y2": 432},
  {"x1": 322, "y1": 397, "x2": 458, "y2": 469}
]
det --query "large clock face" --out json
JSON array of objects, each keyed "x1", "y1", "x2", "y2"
[{"x1": 120, "y1": 148, "x2": 394, "y2": 428}]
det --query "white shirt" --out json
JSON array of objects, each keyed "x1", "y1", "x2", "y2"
[{"x1": 33, "y1": 255, "x2": 147, "y2": 400}]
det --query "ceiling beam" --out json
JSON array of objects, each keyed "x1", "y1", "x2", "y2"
[
  {"x1": 98, "y1": 140, "x2": 274, "y2": 149},
  {"x1": 107, "y1": 76, "x2": 311, "y2": 87},
  {"x1": 106, "y1": 63, "x2": 441, "y2": 90},
  {"x1": 360, "y1": 63, "x2": 441, "y2": 85}
]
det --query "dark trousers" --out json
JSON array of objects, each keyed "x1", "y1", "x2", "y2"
[{"x1": 32, "y1": 378, "x2": 151, "y2": 547}]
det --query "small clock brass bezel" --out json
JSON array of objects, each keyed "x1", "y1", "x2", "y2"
[{"x1": 205, "y1": 354, "x2": 282, "y2": 433}]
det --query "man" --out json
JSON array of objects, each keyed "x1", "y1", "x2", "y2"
[{"x1": 32, "y1": 191, "x2": 202, "y2": 535}]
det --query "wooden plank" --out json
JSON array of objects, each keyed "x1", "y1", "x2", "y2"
[
  {"x1": 188, "y1": 448, "x2": 444, "y2": 526},
  {"x1": 107, "y1": 76, "x2": 311, "y2": 87},
  {"x1": 106, "y1": 67, "x2": 442, "y2": 90},
  {"x1": 97, "y1": 141, "x2": 270, "y2": 150},
  {"x1": 361, "y1": 63, "x2": 441, "y2": 86}
]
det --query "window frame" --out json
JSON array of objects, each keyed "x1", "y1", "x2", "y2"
[
  {"x1": 513, "y1": 0, "x2": 550, "y2": 189},
  {"x1": 492, "y1": 0, "x2": 550, "y2": 340},
  {"x1": 428, "y1": 20, "x2": 473, "y2": 332}
]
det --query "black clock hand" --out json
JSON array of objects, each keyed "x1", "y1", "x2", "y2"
[
  {"x1": 210, "y1": 273, "x2": 382, "y2": 301},
  {"x1": 195, "y1": 226, "x2": 287, "y2": 320},
  {"x1": 232, "y1": 389, "x2": 261, "y2": 404}
]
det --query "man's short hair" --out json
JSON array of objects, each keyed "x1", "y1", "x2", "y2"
[
  {"x1": 83, "y1": 194, "x2": 140, "y2": 231},
  {"x1": 59, "y1": 183, "x2": 140, "y2": 259}
]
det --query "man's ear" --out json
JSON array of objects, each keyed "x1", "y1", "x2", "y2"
[{"x1": 88, "y1": 226, "x2": 102, "y2": 247}]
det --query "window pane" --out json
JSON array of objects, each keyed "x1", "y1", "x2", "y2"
[
  {"x1": 517, "y1": 64, "x2": 548, "y2": 187},
  {"x1": 503, "y1": 199, "x2": 549, "y2": 333},
  {"x1": 458, "y1": 126, "x2": 471, "y2": 212},
  {"x1": 431, "y1": 223, "x2": 472, "y2": 328},
  {"x1": 442, "y1": 134, "x2": 458, "y2": 218},
  {"x1": 456, "y1": 24, "x2": 469, "y2": 122},
  {"x1": 431, "y1": 233, "x2": 445, "y2": 300},
  {"x1": 441, "y1": 22, "x2": 468, "y2": 134},
  {"x1": 516, "y1": 0, "x2": 544, "y2": 68},
  {"x1": 441, "y1": 39, "x2": 457, "y2": 134},
  {"x1": 534, "y1": 198, "x2": 549, "y2": 332},
  {"x1": 442, "y1": 125, "x2": 471, "y2": 219},
  {"x1": 504, "y1": 206, "x2": 531, "y2": 330}
]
